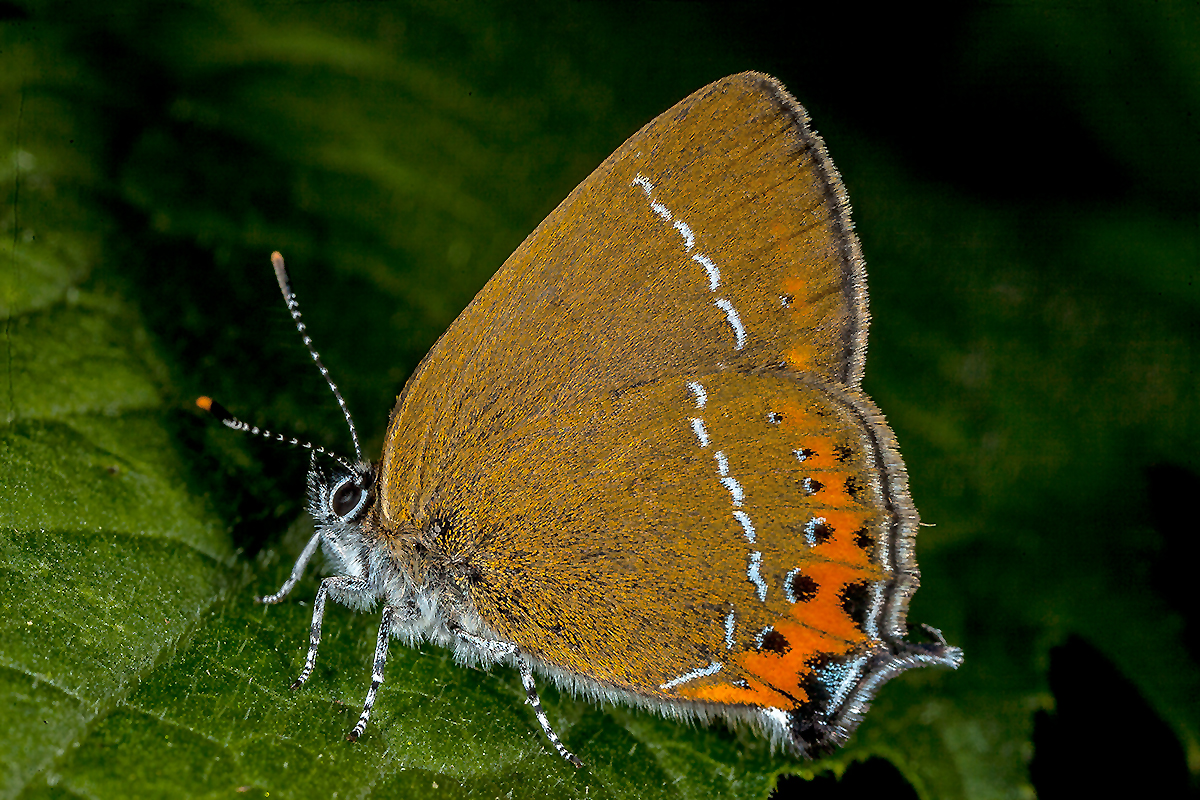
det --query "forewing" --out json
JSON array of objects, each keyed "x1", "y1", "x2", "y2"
[{"x1": 381, "y1": 72, "x2": 868, "y2": 527}]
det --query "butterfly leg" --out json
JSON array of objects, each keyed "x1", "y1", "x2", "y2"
[
  {"x1": 453, "y1": 628, "x2": 518, "y2": 659},
  {"x1": 519, "y1": 658, "x2": 583, "y2": 768},
  {"x1": 255, "y1": 532, "x2": 322, "y2": 604},
  {"x1": 450, "y1": 629, "x2": 582, "y2": 767},
  {"x1": 291, "y1": 575, "x2": 372, "y2": 690},
  {"x1": 347, "y1": 603, "x2": 413, "y2": 742}
]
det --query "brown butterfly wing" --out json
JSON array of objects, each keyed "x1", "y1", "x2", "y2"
[
  {"x1": 377, "y1": 72, "x2": 952, "y2": 753},
  {"x1": 449, "y1": 370, "x2": 912, "y2": 688},
  {"x1": 380, "y1": 72, "x2": 867, "y2": 521}
]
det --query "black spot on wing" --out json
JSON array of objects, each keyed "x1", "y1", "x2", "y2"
[
  {"x1": 788, "y1": 570, "x2": 819, "y2": 603},
  {"x1": 760, "y1": 630, "x2": 792, "y2": 655},
  {"x1": 839, "y1": 580, "x2": 872, "y2": 632}
]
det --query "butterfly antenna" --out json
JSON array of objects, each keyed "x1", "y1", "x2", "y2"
[
  {"x1": 270, "y1": 251, "x2": 363, "y2": 462},
  {"x1": 195, "y1": 395, "x2": 357, "y2": 474}
]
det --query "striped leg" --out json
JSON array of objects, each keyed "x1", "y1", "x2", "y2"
[
  {"x1": 347, "y1": 604, "x2": 399, "y2": 742},
  {"x1": 520, "y1": 658, "x2": 583, "y2": 768},
  {"x1": 454, "y1": 628, "x2": 517, "y2": 659},
  {"x1": 291, "y1": 576, "x2": 371, "y2": 691},
  {"x1": 255, "y1": 532, "x2": 322, "y2": 604},
  {"x1": 449, "y1": 629, "x2": 581, "y2": 767}
]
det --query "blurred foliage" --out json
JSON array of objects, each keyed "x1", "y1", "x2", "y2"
[{"x1": 1, "y1": 1, "x2": 1197, "y2": 798}]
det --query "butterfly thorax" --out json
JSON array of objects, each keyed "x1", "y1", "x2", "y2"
[
  {"x1": 372, "y1": 508, "x2": 479, "y2": 613},
  {"x1": 306, "y1": 457, "x2": 500, "y2": 657}
]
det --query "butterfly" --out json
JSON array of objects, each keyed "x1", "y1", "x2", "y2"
[{"x1": 201, "y1": 71, "x2": 962, "y2": 767}]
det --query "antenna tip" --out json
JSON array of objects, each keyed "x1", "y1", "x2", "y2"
[
  {"x1": 196, "y1": 396, "x2": 214, "y2": 411},
  {"x1": 271, "y1": 251, "x2": 289, "y2": 289}
]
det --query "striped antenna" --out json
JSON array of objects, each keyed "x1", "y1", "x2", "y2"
[
  {"x1": 271, "y1": 251, "x2": 363, "y2": 462},
  {"x1": 195, "y1": 395, "x2": 357, "y2": 474}
]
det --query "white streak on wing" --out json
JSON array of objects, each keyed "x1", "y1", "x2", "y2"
[
  {"x1": 733, "y1": 510, "x2": 756, "y2": 543},
  {"x1": 804, "y1": 516, "x2": 826, "y2": 548},
  {"x1": 714, "y1": 450, "x2": 729, "y2": 476},
  {"x1": 714, "y1": 297, "x2": 747, "y2": 350},
  {"x1": 784, "y1": 567, "x2": 802, "y2": 603},
  {"x1": 690, "y1": 418, "x2": 710, "y2": 448},
  {"x1": 632, "y1": 174, "x2": 654, "y2": 195},
  {"x1": 659, "y1": 661, "x2": 723, "y2": 690},
  {"x1": 754, "y1": 625, "x2": 774, "y2": 649},
  {"x1": 793, "y1": 448, "x2": 809, "y2": 462},
  {"x1": 673, "y1": 219, "x2": 695, "y2": 250},
  {"x1": 724, "y1": 610, "x2": 736, "y2": 650},
  {"x1": 650, "y1": 201, "x2": 671, "y2": 221},
  {"x1": 721, "y1": 476, "x2": 744, "y2": 507},
  {"x1": 747, "y1": 551, "x2": 768, "y2": 601},
  {"x1": 693, "y1": 254, "x2": 720, "y2": 291},
  {"x1": 687, "y1": 381, "x2": 707, "y2": 409}
]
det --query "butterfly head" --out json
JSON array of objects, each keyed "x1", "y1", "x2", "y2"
[{"x1": 304, "y1": 454, "x2": 377, "y2": 576}]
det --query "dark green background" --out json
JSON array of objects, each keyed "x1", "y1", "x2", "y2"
[{"x1": 2, "y1": 2, "x2": 1197, "y2": 798}]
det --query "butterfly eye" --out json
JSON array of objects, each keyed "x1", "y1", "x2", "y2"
[{"x1": 330, "y1": 477, "x2": 367, "y2": 520}]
